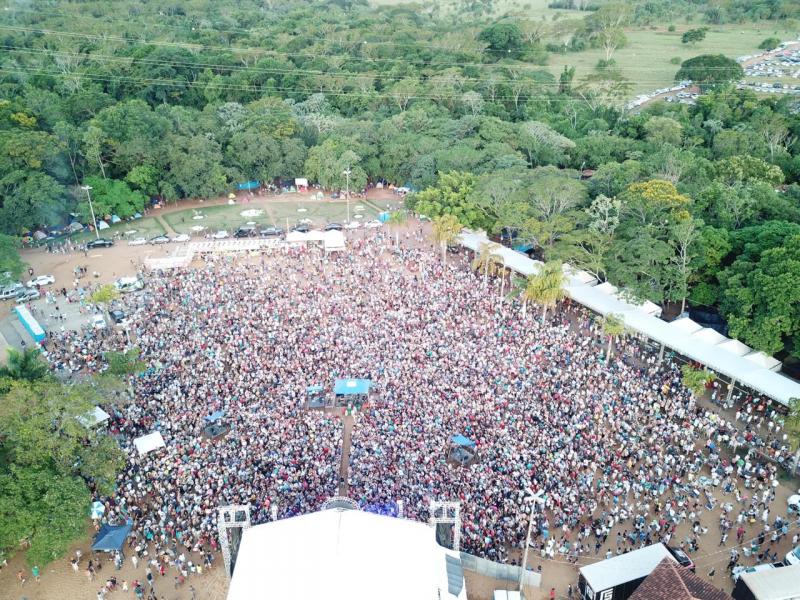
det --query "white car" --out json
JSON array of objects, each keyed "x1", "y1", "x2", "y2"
[
  {"x1": 365, "y1": 220, "x2": 383, "y2": 228},
  {"x1": 788, "y1": 493, "x2": 800, "y2": 515},
  {"x1": 26, "y1": 274, "x2": 55, "y2": 287},
  {"x1": 171, "y1": 233, "x2": 190, "y2": 242},
  {"x1": 128, "y1": 237, "x2": 147, "y2": 246},
  {"x1": 344, "y1": 221, "x2": 361, "y2": 229},
  {"x1": 212, "y1": 230, "x2": 229, "y2": 239},
  {"x1": 89, "y1": 314, "x2": 107, "y2": 329}
]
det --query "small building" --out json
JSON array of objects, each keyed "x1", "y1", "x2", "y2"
[
  {"x1": 732, "y1": 562, "x2": 800, "y2": 600},
  {"x1": 629, "y1": 557, "x2": 732, "y2": 600},
  {"x1": 579, "y1": 544, "x2": 677, "y2": 600}
]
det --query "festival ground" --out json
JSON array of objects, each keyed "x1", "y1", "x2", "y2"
[{"x1": 0, "y1": 205, "x2": 797, "y2": 600}]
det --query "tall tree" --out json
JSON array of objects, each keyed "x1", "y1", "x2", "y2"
[
  {"x1": 522, "y1": 261, "x2": 566, "y2": 321},
  {"x1": 431, "y1": 214, "x2": 462, "y2": 265}
]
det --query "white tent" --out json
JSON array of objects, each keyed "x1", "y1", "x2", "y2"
[
  {"x1": 285, "y1": 231, "x2": 308, "y2": 243},
  {"x1": 133, "y1": 431, "x2": 165, "y2": 455},
  {"x1": 456, "y1": 229, "x2": 800, "y2": 406},
  {"x1": 227, "y1": 508, "x2": 467, "y2": 600},
  {"x1": 744, "y1": 351, "x2": 782, "y2": 372},
  {"x1": 692, "y1": 328, "x2": 727, "y2": 346},
  {"x1": 78, "y1": 406, "x2": 111, "y2": 428},
  {"x1": 669, "y1": 317, "x2": 703, "y2": 334},
  {"x1": 323, "y1": 230, "x2": 346, "y2": 252},
  {"x1": 718, "y1": 339, "x2": 752, "y2": 357},
  {"x1": 595, "y1": 282, "x2": 618, "y2": 296}
]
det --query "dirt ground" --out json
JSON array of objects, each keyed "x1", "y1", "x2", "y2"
[{"x1": 2, "y1": 204, "x2": 799, "y2": 600}]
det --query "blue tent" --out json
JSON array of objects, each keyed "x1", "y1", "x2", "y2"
[
  {"x1": 334, "y1": 379, "x2": 371, "y2": 395},
  {"x1": 451, "y1": 434, "x2": 476, "y2": 448},
  {"x1": 91, "y1": 521, "x2": 132, "y2": 552},
  {"x1": 110, "y1": 214, "x2": 121, "y2": 223},
  {"x1": 204, "y1": 410, "x2": 225, "y2": 423}
]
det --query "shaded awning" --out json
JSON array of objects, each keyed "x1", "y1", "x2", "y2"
[
  {"x1": 133, "y1": 431, "x2": 165, "y2": 455},
  {"x1": 204, "y1": 410, "x2": 225, "y2": 423},
  {"x1": 91, "y1": 521, "x2": 132, "y2": 551},
  {"x1": 334, "y1": 379, "x2": 371, "y2": 395},
  {"x1": 451, "y1": 435, "x2": 476, "y2": 448}
]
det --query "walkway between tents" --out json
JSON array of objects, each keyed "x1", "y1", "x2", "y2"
[{"x1": 338, "y1": 414, "x2": 353, "y2": 496}]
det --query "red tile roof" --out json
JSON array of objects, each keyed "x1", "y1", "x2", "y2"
[{"x1": 628, "y1": 558, "x2": 733, "y2": 600}]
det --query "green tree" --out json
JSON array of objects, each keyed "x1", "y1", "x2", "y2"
[
  {"x1": 471, "y1": 242, "x2": 504, "y2": 288},
  {"x1": 90, "y1": 283, "x2": 120, "y2": 307},
  {"x1": 675, "y1": 55, "x2": 744, "y2": 89},
  {"x1": 600, "y1": 313, "x2": 626, "y2": 360},
  {"x1": 104, "y1": 348, "x2": 146, "y2": 376},
  {"x1": 522, "y1": 261, "x2": 566, "y2": 321},
  {"x1": 80, "y1": 177, "x2": 146, "y2": 221},
  {"x1": 386, "y1": 211, "x2": 408, "y2": 247},
  {"x1": 431, "y1": 214, "x2": 462, "y2": 265},
  {"x1": 411, "y1": 171, "x2": 488, "y2": 229},
  {"x1": 785, "y1": 398, "x2": 800, "y2": 473},
  {"x1": 0, "y1": 234, "x2": 25, "y2": 285},
  {"x1": 478, "y1": 22, "x2": 524, "y2": 58},
  {"x1": 644, "y1": 116, "x2": 683, "y2": 147},
  {"x1": 0, "y1": 348, "x2": 48, "y2": 381},
  {"x1": 758, "y1": 37, "x2": 781, "y2": 51},
  {"x1": 681, "y1": 27, "x2": 709, "y2": 45},
  {"x1": 681, "y1": 364, "x2": 715, "y2": 396}
]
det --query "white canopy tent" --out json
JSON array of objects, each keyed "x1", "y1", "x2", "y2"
[
  {"x1": 323, "y1": 230, "x2": 346, "y2": 252},
  {"x1": 692, "y1": 328, "x2": 728, "y2": 346},
  {"x1": 456, "y1": 229, "x2": 800, "y2": 406},
  {"x1": 227, "y1": 508, "x2": 467, "y2": 600},
  {"x1": 133, "y1": 431, "x2": 165, "y2": 456},
  {"x1": 78, "y1": 406, "x2": 111, "y2": 428}
]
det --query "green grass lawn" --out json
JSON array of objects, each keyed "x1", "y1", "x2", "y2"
[
  {"x1": 546, "y1": 24, "x2": 798, "y2": 95},
  {"x1": 71, "y1": 217, "x2": 165, "y2": 242},
  {"x1": 164, "y1": 199, "x2": 403, "y2": 234}
]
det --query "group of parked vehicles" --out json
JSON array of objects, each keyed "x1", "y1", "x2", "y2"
[{"x1": 1, "y1": 274, "x2": 57, "y2": 304}]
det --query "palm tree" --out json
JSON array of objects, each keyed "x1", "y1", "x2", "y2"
[
  {"x1": 600, "y1": 313, "x2": 625, "y2": 361},
  {"x1": 786, "y1": 397, "x2": 800, "y2": 475},
  {"x1": 386, "y1": 210, "x2": 408, "y2": 247},
  {"x1": 431, "y1": 214, "x2": 462, "y2": 265},
  {"x1": 0, "y1": 348, "x2": 49, "y2": 381},
  {"x1": 471, "y1": 242, "x2": 504, "y2": 287},
  {"x1": 521, "y1": 261, "x2": 566, "y2": 321}
]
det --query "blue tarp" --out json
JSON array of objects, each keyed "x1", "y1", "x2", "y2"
[
  {"x1": 204, "y1": 410, "x2": 225, "y2": 423},
  {"x1": 334, "y1": 379, "x2": 371, "y2": 395},
  {"x1": 451, "y1": 434, "x2": 476, "y2": 448},
  {"x1": 306, "y1": 385, "x2": 324, "y2": 394},
  {"x1": 237, "y1": 180, "x2": 260, "y2": 190},
  {"x1": 91, "y1": 521, "x2": 132, "y2": 551},
  {"x1": 378, "y1": 211, "x2": 390, "y2": 223}
]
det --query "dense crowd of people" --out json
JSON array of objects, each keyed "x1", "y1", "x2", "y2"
[{"x1": 36, "y1": 229, "x2": 798, "y2": 586}]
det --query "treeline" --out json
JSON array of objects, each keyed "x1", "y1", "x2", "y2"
[{"x1": 0, "y1": 0, "x2": 798, "y2": 360}]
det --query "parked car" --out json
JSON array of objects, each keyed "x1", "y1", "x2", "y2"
[
  {"x1": 212, "y1": 230, "x2": 229, "y2": 239},
  {"x1": 115, "y1": 276, "x2": 145, "y2": 293},
  {"x1": 171, "y1": 233, "x2": 191, "y2": 242},
  {"x1": 344, "y1": 221, "x2": 361, "y2": 229},
  {"x1": 89, "y1": 313, "x2": 107, "y2": 329},
  {"x1": 325, "y1": 222, "x2": 343, "y2": 231},
  {"x1": 786, "y1": 544, "x2": 800, "y2": 566},
  {"x1": 128, "y1": 237, "x2": 147, "y2": 246},
  {"x1": 291, "y1": 223, "x2": 310, "y2": 233},
  {"x1": 109, "y1": 309, "x2": 127, "y2": 324},
  {"x1": 15, "y1": 288, "x2": 41, "y2": 303},
  {"x1": 665, "y1": 545, "x2": 695, "y2": 572},
  {"x1": 0, "y1": 283, "x2": 24, "y2": 300},
  {"x1": 87, "y1": 238, "x2": 114, "y2": 249},
  {"x1": 235, "y1": 225, "x2": 257, "y2": 238},
  {"x1": 365, "y1": 220, "x2": 383, "y2": 228},
  {"x1": 26, "y1": 274, "x2": 55, "y2": 287},
  {"x1": 787, "y1": 493, "x2": 799, "y2": 515},
  {"x1": 259, "y1": 227, "x2": 284, "y2": 237},
  {"x1": 149, "y1": 235, "x2": 171, "y2": 244}
]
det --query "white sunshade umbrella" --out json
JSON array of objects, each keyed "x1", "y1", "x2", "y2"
[{"x1": 90, "y1": 501, "x2": 106, "y2": 519}]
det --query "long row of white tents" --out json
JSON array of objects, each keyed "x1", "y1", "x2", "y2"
[{"x1": 457, "y1": 230, "x2": 800, "y2": 407}]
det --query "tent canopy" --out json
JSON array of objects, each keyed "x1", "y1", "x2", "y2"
[
  {"x1": 457, "y1": 229, "x2": 800, "y2": 407},
  {"x1": 204, "y1": 410, "x2": 225, "y2": 423},
  {"x1": 78, "y1": 406, "x2": 111, "y2": 427},
  {"x1": 307, "y1": 384, "x2": 324, "y2": 394},
  {"x1": 91, "y1": 521, "x2": 132, "y2": 551},
  {"x1": 133, "y1": 431, "x2": 165, "y2": 455},
  {"x1": 334, "y1": 379, "x2": 371, "y2": 395},
  {"x1": 451, "y1": 435, "x2": 476, "y2": 448}
]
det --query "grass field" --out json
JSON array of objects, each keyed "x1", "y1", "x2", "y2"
[
  {"x1": 164, "y1": 199, "x2": 401, "y2": 234},
  {"x1": 547, "y1": 24, "x2": 798, "y2": 95}
]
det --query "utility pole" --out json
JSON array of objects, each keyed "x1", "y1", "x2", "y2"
[
  {"x1": 342, "y1": 168, "x2": 351, "y2": 224},
  {"x1": 81, "y1": 185, "x2": 100, "y2": 239},
  {"x1": 519, "y1": 490, "x2": 545, "y2": 600}
]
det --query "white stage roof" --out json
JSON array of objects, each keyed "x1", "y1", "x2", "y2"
[
  {"x1": 227, "y1": 508, "x2": 467, "y2": 600},
  {"x1": 692, "y1": 327, "x2": 727, "y2": 346},
  {"x1": 133, "y1": 431, "x2": 165, "y2": 455},
  {"x1": 456, "y1": 230, "x2": 800, "y2": 406},
  {"x1": 580, "y1": 544, "x2": 675, "y2": 592}
]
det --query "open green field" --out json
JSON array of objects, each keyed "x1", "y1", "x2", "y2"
[
  {"x1": 547, "y1": 24, "x2": 798, "y2": 95},
  {"x1": 164, "y1": 199, "x2": 403, "y2": 235}
]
